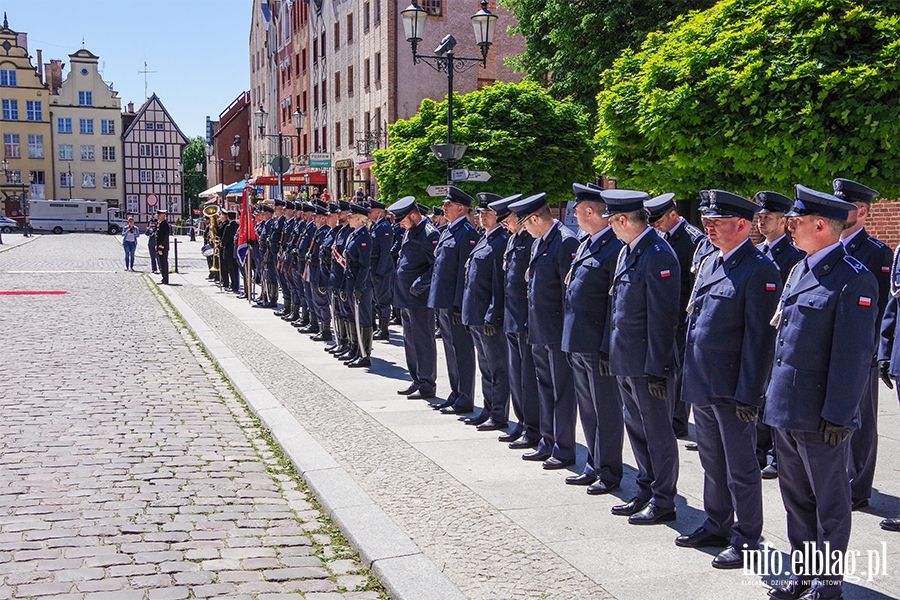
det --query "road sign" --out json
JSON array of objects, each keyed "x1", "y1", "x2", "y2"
[
  {"x1": 450, "y1": 169, "x2": 469, "y2": 182},
  {"x1": 270, "y1": 156, "x2": 291, "y2": 174},
  {"x1": 466, "y1": 171, "x2": 491, "y2": 182},
  {"x1": 146, "y1": 193, "x2": 159, "y2": 207},
  {"x1": 426, "y1": 185, "x2": 449, "y2": 197},
  {"x1": 308, "y1": 153, "x2": 332, "y2": 168}
]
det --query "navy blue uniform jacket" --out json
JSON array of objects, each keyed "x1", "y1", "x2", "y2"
[
  {"x1": 462, "y1": 226, "x2": 509, "y2": 327},
  {"x1": 370, "y1": 218, "x2": 396, "y2": 278},
  {"x1": 879, "y1": 245, "x2": 900, "y2": 377},
  {"x1": 503, "y1": 229, "x2": 532, "y2": 335},
  {"x1": 343, "y1": 226, "x2": 372, "y2": 295},
  {"x1": 527, "y1": 221, "x2": 579, "y2": 346},
  {"x1": 666, "y1": 221, "x2": 706, "y2": 319},
  {"x1": 395, "y1": 219, "x2": 440, "y2": 309},
  {"x1": 758, "y1": 236, "x2": 805, "y2": 285},
  {"x1": 428, "y1": 218, "x2": 480, "y2": 310}
]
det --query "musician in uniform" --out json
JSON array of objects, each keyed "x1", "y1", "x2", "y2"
[{"x1": 222, "y1": 210, "x2": 240, "y2": 294}]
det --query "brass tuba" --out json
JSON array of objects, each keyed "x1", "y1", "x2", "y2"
[{"x1": 202, "y1": 205, "x2": 220, "y2": 271}]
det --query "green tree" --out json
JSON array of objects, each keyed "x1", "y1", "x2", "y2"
[
  {"x1": 500, "y1": 0, "x2": 717, "y2": 117},
  {"x1": 372, "y1": 81, "x2": 594, "y2": 206},
  {"x1": 594, "y1": 0, "x2": 900, "y2": 199},
  {"x1": 182, "y1": 136, "x2": 207, "y2": 216}
]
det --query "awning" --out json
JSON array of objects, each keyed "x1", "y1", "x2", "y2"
[
  {"x1": 250, "y1": 171, "x2": 328, "y2": 186},
  {"x1": 199, "y1": 183, "x2": 224, "y2": 198},
  {"x1": 355, "y1": 160, "x2": 376, "y2": 170}
]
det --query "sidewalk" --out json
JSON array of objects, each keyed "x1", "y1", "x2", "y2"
[{"x1": 163, "y1": 238, "x2": 900, "y2": 600}]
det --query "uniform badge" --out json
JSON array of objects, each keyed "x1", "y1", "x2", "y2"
[
  {"x1": 571, "y1": 253, "x2": 576, "y2": 259},
  {"x1": 361, "y1": 243, "x2": 366, "y2": 247},
  {"x1": 470, "y1": 240, "x2": 476, "y2": 245},
  {"x1": 660, "y1": 269, "x2": 671, "y2": 278},
  {"x1": 766, "y1": 283, "x2": 777, "y2": 291},
  {"x1": 858, "y1": 297, "x2": 872, "y2": 307},
  {"x1": 883, "y1": 266, "x2": 891, "y2": 273}
]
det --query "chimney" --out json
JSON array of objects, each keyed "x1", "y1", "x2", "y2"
[
  {"x1": 45, "y1": 59, "x2": 64, "y2": 94},
  {"x1": 36, "y1": 49, "x2": 43, "y2": 84},
  {"x1": 128, "y1": 102, "x2": 134, "y2": 113}
]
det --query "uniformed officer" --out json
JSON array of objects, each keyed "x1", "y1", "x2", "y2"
[
  {"x1": 753, "y1": 190, "x2": 806, "y2": 479},
  {"x1": 691, "y1": 190, "x2": 719, "y2": 278},
  {"x1": 431, "y1": 205, "x2": 447, "y2": 232},
  {"x1": 155, "y1": 208, "x2": 171, "y2": 285},
  {"x1": 311, "y1": 203, "x2": 341, "y2": 343},
  {"x1": 222, "y1": 210, "x2": 240, "y2": 294},
  {"x1": 834, "y1": 178, "x2": 894, "y2": 511},
  {"x1": 562, "y1": 184, "x2": 625, "y2": 493},
  {"x1": 283, "y1": 202, "x2": 305, "y2": 323},
  {"x1": 675, "y1": 190, "x2": 780, "y2": 569},
  {"x1": 294, "y1": 204, "x2": 319, "y2": 329},
  {"x1": 389, "y1": 216, "x2": 405, "y2": 327},
  {"x1": 276, "y1": 201, "x2": 297, "y2": 319},
  {"x1": 509, "y1": 192, "x2": 579, "y2": 469},
  {"x1": 264, "y1": 199, "x2": 286, "y2": 309},
  {"x1": 255, "y1": 205, "x2": 274, "y2": 306},
  {"x1": 646, "y1": 193, "x2": 706, "y2": 440},
  {"x1": 461, "y1": 193, "x2": 511, "y2": 430},
  {"x1": 765, "y1": 185, "x2": 878, "y2": 600},
  {"x1": 878, "y1": 242, "x2": 900, "y2": 532},
  {"x1": 390, "y1": 196, "x2": 440, "y2": 399},
  {"x1": 328, "y1": 201, "x2": 354, "y2": 359},
  {"x1": 300, "y1": 204, "x2": 329, "y2": 335},
  {"x1": 429, "y1": 187, "x2": 480, "y2": 415},
  {"x1": 368, "y1": 200, "x2": 396, "y2": 341},
  {"x1": 343, "y1": 203, "x2": 374, "y2": 368},
  {"x1": 215, "y1": 211, "x2": 229, "y2": 287},
  {"x1": 603, "y1": 188, "x2": 681, "y2": 524}
]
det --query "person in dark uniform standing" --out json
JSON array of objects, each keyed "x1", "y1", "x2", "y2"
[
  {"x1": 765, "y1": 185, "x2": 878, "y2": 600},
  {"x1": 878, "y1": 242, "x2": 900, "y2": 532},
  {"x1": 646, "y1": 193, "x2": 706, "y2": 440},
  {"x1": 833, "y1": 178, "x2": 894, "y2": 512},
  {"x1": 562, "y1": 184, "x2": 624, "y2": 494},
  {"x1": 368, "y1": 200, "x2": 396, "y2": 341},
  {"x1": 222, "y1": 210, "x2": 240, "y2": 294},
  {"x1": 155, "y1": 208, "x2": 171, "y2": 285},
  {"x1": 274, "y1": 201, "x2": 295, "y2": 317},
  {"x1": 284, "y1": 203, "x2": 306, "y2": 323},
  {"x1": 390, "y1": 196, "x2": 440, "y2": 399},
  {"x1": 675, "y1": 191, "x2": 780, "y2": 569},
  {"x1": 753, "y1": 190, "x2": 806, "y2": 479},
  {"x1": 147, "y1": 220, "x2": 159, "y2": 274},
  {"x1": 329, "y1": 201, "x2": 354, "y2": 359},
  {"x1": 389, "y1": 216, "x2": 405, "y2": 326},
  {"x1": 294, "y1": 204, "x2": 318, "y2": 328},
  {"x1": 343, "y1": 203, "x2": 374, "y2": 368},
  {"x1": 603, "y1": 189, "x2": 681, "y2": 525},
  {"x1": 509, "y1": 193, "x2": 579, "y2": 470},
  {"x1": 304, "y1": 203, "x2": 334, "y2": 341},
  {"x1": 265, "y1": 199, "x2": 286, "y2": 310},
  {"x1": 461, "y1": 193, "x2": 511, "y2": 430},
  {"x1": 255, "y1": 205, "x2": 274, "y2": 305},
  {"x1": 429, "y1": 187, "x2": 480, "y2": 415}
]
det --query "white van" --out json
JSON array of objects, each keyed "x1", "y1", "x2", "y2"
[{"x1": 29, "y1": 199, "x2": 129, "y2": 235}]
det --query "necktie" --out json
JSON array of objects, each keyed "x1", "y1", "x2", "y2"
[
  {"x1": 763, "y1": 244, "x2": 770, "y2": 256},
  {"x1": 714, "y1": 256, "x2": 724, "y2": 271},
  {"x1": 615, "y1": 244, "x2": 630, "y2": 275},
  {"x1": 799, "y1": 258, "x2": 810, "y2": 278},
  {"x1": 664, "y1": 231, "x2": 671, "y2": 241}
]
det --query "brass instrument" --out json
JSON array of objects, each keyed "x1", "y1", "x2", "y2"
[{"x1": 203, "y1": 205, "x2": 221, "y2": 273}]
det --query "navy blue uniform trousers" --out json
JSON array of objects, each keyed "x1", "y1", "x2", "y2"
[
  {"x1": 848, "y1": 367, "x2": 879, "y2": 502},
  {"x1": 438, "y1": 308, "x2": 476, "y2": 411},
  {"x1": 572, "y1": 352, "x2": 623, "y2": 484},
  {"x1": 470, "y1": 326, "x2": 510, "y2": 423},
  {"x1": 401, "y1": 307, "x2": 437, "y2": 394},
  {"x1": 507, "y1": 332, "x2": 540, "y2": 441},
  {"x1": 532, "y1": 343, "x2": 576, "y2": 462}
]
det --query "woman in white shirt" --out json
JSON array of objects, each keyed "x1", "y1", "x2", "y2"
[{"x1": 122, "y1": 217, "x2": 139, "y2": 271}]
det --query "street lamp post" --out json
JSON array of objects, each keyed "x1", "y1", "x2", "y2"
[
  {"x1": 253, "y1": 107, "x2": 305, "y2": 201},
  {"x1": 206, "y1": 136, "x2": 241, "y2": 209},
  {"x1": 401, "y1": 1, "x2": 498, "y2": 185}
]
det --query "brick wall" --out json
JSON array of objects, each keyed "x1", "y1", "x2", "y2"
[{"x1": 867, "y1": 199, "x2": 900, "y2": 250}]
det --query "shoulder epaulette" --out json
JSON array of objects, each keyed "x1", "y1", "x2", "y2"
[
  {"x1": 843, "y1": 255, "x2": 865, "y2": 273},
  {"x1": 866, "y1": 236, "x2": 888, "y2": 249}
]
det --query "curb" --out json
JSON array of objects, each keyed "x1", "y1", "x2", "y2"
[
  {"x1": 157, "y1": 278, "x2": 466, "y2": 600},
  {"x1": 0, "y1": 235, "x2": 39, "y2": 254}
]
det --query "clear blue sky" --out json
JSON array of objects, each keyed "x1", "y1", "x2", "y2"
[{"x1": 5, "y1": 0, "x2": 251, "y2": 139}]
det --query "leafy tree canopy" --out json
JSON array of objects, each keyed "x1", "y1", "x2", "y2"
[
  {"x1": 182, "y1": 136, "x2": 207, "y2": 214},
  {"x1": 500, "y1": 0, "x2": 717, "y2": 116},
  {"x1": 373, "y1": 81, "x2": 594, "y2": 206},
  {"x1": 594, "y1": 0, "x2": 900, "y2": 199}
]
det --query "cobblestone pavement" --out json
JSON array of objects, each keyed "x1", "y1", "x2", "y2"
[{"x1": 0, "y1": 234, "x2": 384, "y2": 599}]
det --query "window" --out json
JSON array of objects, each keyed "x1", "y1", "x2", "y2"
[
  {"x1": 334, "y1": 22, "x2": 340, "y2": 49},
  {"x1": 30, "y1": 171, "x2": 45, "y2": 185},
  {"x1": 313, "y1": 38, "x2": 318, "y2": 64},
  {"x1": 156, "y1": 123, "x2": 165, "y2": 130},
  {"x1": 145, "y1": 123, "x2": 154, "y2": 130},
  {"x1": 347, "y1": 66, "x2": 354, "y2": 95},
  {"x1": 0, "y1": 70, "x2": 16, "y2": 86},
  {"x1": 26, "y1": 101, "x2": 42, "y2": 121},
  {"x1": 374, "y1": 0, "x2": 381, "y2": 24},
  {"x1": 82, "y1": 173, "x2": 96, "y2": 188},
  {"x1": 80, "y1": 119, "x2": 94, "y2": 134},
  {"x1": 321, "y1": 79, "x2": 327, "y2": 107},
  {"x1": 348, "y1": 118, "x2": 354, "y2": 147},
  {"x1": 334, "y1": 71, "x2": 341, "y2": 98},
  {"x1": 314, "y1": 84, "x2": 319, "y2": 109},
  {"x1": 101, "y1": 146, "x2": 116, "y2": 161},
  {"x1": 140, "y1": 170, "x2": 152, "y2": 183},
  {"x1": 57, "y1": 117, "x2": 72, "y2": 133},
  {"x1": 321, "y1": 33, "x2": 327, "y2": 59},
  {"x1": 78, "y1": 91, "x2": 93, "y2": 106},
  {"x1": 6, "y1": 169, "x2": 21, "y2": 183},
  {"x1": 375, "y1": 52, "x2": 381, "y2": 82},
  {"x1": 322, "y1": 126, "x2": 327, "y2": 149},
  {"x1": 364, "y1": 2, "x2": 370, "y2": 31},
  {"x1": 80, "y1": 145, "x2": 95, "y2": 161},
  {"x1": 126, "y1": 195, "x2": 139, "y2": 213},
  {"x1": 27, "y1": 135, "x2": 44, "y2": 159},
  {"x1": 2, "y1": 99, "x2": 18, "y2": 120},
  {"x1": 335, "y1": 121, "x2": 341, "y2": 149},
  {"x1": 347, "y1": 14, "x2": 354, "y2": 42},
  {"x1": 101, "y1": 120, "x2": 115, "y2": 135},
  {"x1": 103, "y1": 173, "x2": 117, "y2": 188},
  {"x1": 302, "y1": 48, "x2": 307, "y2": 72},
  {"x1": 59, "y1": 144, "x2": 73, "y2": 161},
  {"x1": 139, "y1": 144, "x2": 151, "y2": 157},
  {"x1": 155, "y1": 171, "x2": 166, "y2": 183},
  {"x1": 154, "y1": 145, "x2": 166, "y2": 157},
  {"x1": 4, "y1": 134, "x2": 19, "y2": 158},
  {"x1": 60, "y1": 172, "x2": 73, "y2": 188},
  {"x1": 422, "y1": 0, "x2": 442, "y2": 16},
  {"x1": 364, "y1": 58, "x2": 371, "y2": 88}
]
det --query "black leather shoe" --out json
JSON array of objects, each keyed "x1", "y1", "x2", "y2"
[
  {"x1": 498, "y1": 429, "x2": 523, "y2": 443},
  {"x1": 373, "y1": 329, "x2": 390, "y2": 341},
  {"x1": 761, "y1": 464, "x2": 778, "y2": 479},
  {"x1": 347, "y1": 356, "x2": 371, "y2": 368},
  {"x1": 712, "y1": 545, "x2": 746, "y2": 569},
  {"x1": 611, "y1": 497, "x2": 650, "y2": 516},
  {"x1": 440, "y1": 406, "x2": 469, "y2": 415},
  {"x1": 674, "y1": 429, "x2": 689, "y2": 439},
  {"x1": 675, "y1": 527, "x2": 730, "y2": 549},
  {"x1": 476, "y1": 419, "x2": 507, "y2": 431},
  {"x1": 685, "y1": 442, "x2": 699, "y2": 451},
  {"x1": 628, "y1": 503, "x2": 676, "y2": 525},
  {"x1": 586, "y1": 480, "x2": 620, "y2": 495},
  {"x1": 565, "y1": 473, "x2": 597, "y2": 486},
  {"x1": 521, "y1": 450, "x2": 551, "y2": 462},
  {"x1": 397, "y1": 385, "x2": 418, "y2": 396},
  {"x1": 880, "y1": 517, "x2": 900, "y2": 532},
  {"x1": 509, "y1": 437, "x2": 538, "y2": 449},
  {"x1": 542, "y1": 457, "x2": 575, "y2": 470},
  {"x1": 432, "y1": 400, "x2": 453, "y2": 410},
  {"x1": 462, "y1": 415, "x2": 488, "y2": 426},
  {"x1": 851, "y1": 498, "x2": 869, "y2": 511},
  {"x1": 768, "y1": 581, "x2": 811, "y2": 600},
  {"x1": 796, "y1": 586, "x2": 842, "y2": 600},
  {"x1": 409, "y1": 390, "x2": 436, "y2": 400}
]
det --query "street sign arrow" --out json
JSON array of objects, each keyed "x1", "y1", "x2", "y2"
[
  {"x1": 450, "y1": 169, "x2": 469, "y2": 182},
  {"x1": 426, "y1": 185, "x2": 449, "y2": 197},
  {"x1": 466, "y1": 171, "x2": 491, "y2": 182}
]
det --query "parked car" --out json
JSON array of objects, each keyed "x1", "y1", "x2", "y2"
[{"x1": 0, "y1": 217, "x2": 20, "y2": 233}]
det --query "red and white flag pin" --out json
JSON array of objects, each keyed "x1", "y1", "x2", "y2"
[
  {"x1": 660, "y1": 269, "x2": 671, "y2": 278},
  {"x1": 766, "y1": 283, "x2": 777, "y2": 291},
  {"x1": 883, "y1": 266, "x2": 891, "y2": 273},
  {"x1": 859, "y1": 296, "x2": 872, "y2": 307}
]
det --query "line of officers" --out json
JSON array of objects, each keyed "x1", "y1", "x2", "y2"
[{"x1": 221, "y1": 177, "x2": 900, "y2": 600}]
